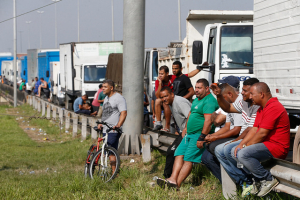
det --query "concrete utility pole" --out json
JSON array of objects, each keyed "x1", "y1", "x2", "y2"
[
  {"x1": 25, "y1": 21, "x2": 31, "y2": 49},
  {"x1": 37, "y1": 11, "x2": 44, "y2": 48},
  {"x1": 52, "y1": 0, "x2": 59, "y2": 48},
  {"x1": 121, "y1": 0, "x2": 145, "y2": 155},
  {"x1": 19, "y1": 31, "x2": 23, "y2": 53},
  {"x1": 112, "y1": 0, "x2": 114, "y2": 41},
  {"x1": 13, "y1": 0, "x2": 17, "y2": 107},
  {"x1": 178, "y1": 0, "x2": 181, "y2": 41},
  {"x1": 77, "y1": 0, "x2": 80, "y2": 42}
]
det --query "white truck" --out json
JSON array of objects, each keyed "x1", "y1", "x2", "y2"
[
  {"x1": 49, "y1": 61, "x2": 65, "y2": 106},
  {"x1": 157, "y1": 10, "x2": 254, "y2": 90},
  {"x1": 253, "y1": 0, "x2": 300, "y2": 131},
  {"x1": 1, "y1": 60, "x2": 21, "y2": 86},
  {"x1": 60, "y1": 41, "x2": 123, "y2": 110}
]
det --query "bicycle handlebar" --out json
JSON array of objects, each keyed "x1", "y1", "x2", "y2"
[{"x1": 95, "y1": 121, "x2": 123, "y2": 134}]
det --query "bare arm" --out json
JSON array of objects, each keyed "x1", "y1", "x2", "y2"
[
  {"x1": 231, "y1": 127, "x2": 251, "y2": 142},
  {"x1": 187, "y1": 69, "x2": 201, "y2": 78},
  {"x1": 98, "y1": 99, "x2": 105, "y2": 103},
  {"x1": 155, "y1": 79, "x2": 162, "y2": 99},
  {"x1": 234, "y1": 127, "x2": 258, "y2": 157},
  {"x1": 115, "y1": 111, "x2": 127, "y2": 128},
  {"x1": 79, "y1": 104, "x2": 84, "y2": 110},
  {"x1": 181, "y1": 111, "x2": 191, "y2": 137},
  {"x1": 246, "y1": 128, "x2": 270, "y2": 146},
  {"x1": 183, "y1": 87, "x2": 195, "y2": 99},
  {"x1": 210, "y1": 84, "x2": 239, "y2": 113},
  {"x1": 212, "y1": 112, "x2": 226, "y2": 127},
  {"x1": 151, "y1": 100, "x2": 155, "y2": 116},
  {"x1": 144, "y1": 94, "x2": 149, "y2": 106},
  {"x1": 202, "y1": 114, "x2": 213, "y2": 135}
]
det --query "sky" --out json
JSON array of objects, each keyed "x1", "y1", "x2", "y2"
[{"x1": 0, "y1": 0, "x2": 253, "y2": 53}]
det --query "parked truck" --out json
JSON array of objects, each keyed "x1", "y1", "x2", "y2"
[
  {"x1": 20, "y1": 56, "x2": 27, "y2": 83},
  {"x1": 60, "y1": 41, "x2": 123, "y2": 110},
  {"x1": 0, "y1": 55, "x2": 13, "y2": 76},
  {"x1": 157, "y1": 10, "x2": 254, "y2": 92},
  {"x1": 1, "y1": 60, "x2": 22, "y2": 86}
]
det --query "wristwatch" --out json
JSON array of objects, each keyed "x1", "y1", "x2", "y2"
[{"x1": 242, "y1": 144, "x2": 247, "y2": 148}]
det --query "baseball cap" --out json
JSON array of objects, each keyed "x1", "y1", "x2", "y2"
[{"x1": 218, "y1": 76, "x2": 240, "y2": 89}]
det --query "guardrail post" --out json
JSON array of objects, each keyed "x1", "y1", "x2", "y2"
[
  {"x1": 65, "y1": 110, "x2": 70, "y2": 130},
  {"x1": 59, "y1": 108, "x2": 63, "y2": 125},
  {"x1": 32, "y1": 96, "x2": 35, "y2": 108},
  {"x1": 52, "y1": 106, "x2": 57, "y2": 119},
  {"x1": 72, "y1": 114, "x2": 78, "y2": 137},
  {"x1": 42, "y1": 100, "x2": 45, "y2": 116},
  {"x1": 46, "y1": 102, "x2": 51, "y2": 118},
  {"x1": 81, "y1": 116, "x2": 87, "y2": 140},
  {"x1": 35, "y1": 97, "x2": 38, "y2": 110},
  {"x1": 221, "y1": 165, "x2": 237, "y2": 199},
  {"x1": 29, "y1": 95, "x2": 32, "y2": 105},
  {"x1": 37, "y1": 99, "x2": 41, "y2": 112},
  {"x1": 91, "y1": 118, "x2": 97, "y2": 139},
  {"x1": 141, "y1": 134, "x2": 151, "y2": 162}
]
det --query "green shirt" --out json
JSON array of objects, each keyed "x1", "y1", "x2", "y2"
[
  {"x1": 187, "y1": 93, "x2": 219, "y2": 135},
  {"x1": 97, "y1": 91, "x2": 106, "y2": 106},
  {"x1": 19, "y1": 82, "x2": 25, "y2": 91}
]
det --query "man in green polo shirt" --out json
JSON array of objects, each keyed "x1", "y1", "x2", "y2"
[
  {"x1": 19, "y1": 79, "x2": 25, "y2": 91},
  {"x1": 158, "y1": 78, "x2": 219, "y2": 189}
]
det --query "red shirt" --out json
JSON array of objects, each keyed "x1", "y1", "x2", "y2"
[
  {"x1": 253, "y1": 97, "x2": 290, "y2": 159},
  {"x1": 92, "y1": 89, "x2": 103, "y2": 107},
  {"x1": 155, "y1": 74, "x2": 188, "y2": 92}
]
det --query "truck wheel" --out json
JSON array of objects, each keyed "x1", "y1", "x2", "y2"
[{"x1": 293, "y1": 127, "x2": 300, "y2": 164}]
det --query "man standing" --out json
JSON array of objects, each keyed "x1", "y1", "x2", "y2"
[
  {"x1": 97, "y1": 79, "x2": 127, "y2": 173},
  {"x1": 33, "y1": 77, "x2": 40, "y2": 95},
  {"x1": 201, "y1": 79, "x2": 243, "y2": 182},
  {"x1": 157, "y1": 87, "x2": 191, "y2": 180},
  {"x1": 153, "y1": 63, "x2": 203, "y2": 131},
  {"x1": 232, "y1": 82, "x2": 290, "y2": 197},
  {"x1": 19, "y1": 79, "x2": 26, "y2": 91},
  {"x1": 74, "y1": 94, "x2": 97, "y2": 116},
  {"x1": 159, "y1": 79, "x2": 219, "y2": 189}
]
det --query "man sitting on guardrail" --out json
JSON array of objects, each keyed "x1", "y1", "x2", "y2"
[
  {"x1": 201, "y1": 77, "x2": 244, "y2": 183},
  {"x1": 231, "y1": 82, "x2": 290, "y2": 197},
  {"x1": 156, "y1": 86, "x2": 191, "y2": 184},
  {"x1": 210, "y1": 77, "x2": 260, "y2": 197},
  {"x1": 74, "y1": 94, "x2": 97, "y2": 116},
  {"x1": 157, "y1": 79, "x2": 219, "y2": 189}
]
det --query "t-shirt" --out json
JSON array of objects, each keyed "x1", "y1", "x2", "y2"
[
  {"x1": 34, "y1": 80, "x2": 41, "y2": 93},
  {"x1": 102, "y1": 93, "x2": 127, "y2": 133},
  {"x1": 253, "y1": 98, "x2": 290, "y2": 159},
  {"x1": 170, "y1": 95, "x2": 192, "y2": 131},
  {"x1": 173, "y1": 74, "x2": 193, "y2": 97},
  {"x1": 19, "y1": 82, "x2": 25, "y2": 91},
  {"x1": 232, "y1": 94, "x2": 260, "y2": 133},
  {"x1": 144, "y1": 94, "x2": 149, "y2": 115},
  {"x1": 187, "y1": 93, "x2": 219, "y2": 135},
  {"x1": 214, "y1": 108, "x2": 227, "y2": 132},
  {"x1": 73, "y1": 97, "x2": 83, "y2": 112},
  {"x1": 92, "y1": 89, "x2": 102, "y2": 107},
  {"x1": 226, "y1": 112, "x2": 244, "y2": 132},
  {"x1": 154, "y1": 74, "x2": 188, "y2": 92},
  {"x1": 98, "y1": 91, "x2": 106, "y2": 106}
]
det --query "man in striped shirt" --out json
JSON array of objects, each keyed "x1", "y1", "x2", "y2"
[{"x1": 211, "y1": 77, "x2": 260, "y2": 197}]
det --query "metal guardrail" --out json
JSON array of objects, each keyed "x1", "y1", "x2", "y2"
[{"x1": 145, "y1": 127, "x2": 300, "y2": 199}]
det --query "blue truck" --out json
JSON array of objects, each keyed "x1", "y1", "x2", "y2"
[
  {"x1": 0, "y1": 56, "x2": 14, "y2": 76},
  {"x1": 38, "y1": 51, "x2": 60, "y2": 89}
]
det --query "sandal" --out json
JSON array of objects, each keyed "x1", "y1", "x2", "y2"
[
  {"x1": 166, "y1": 180, "x2": 178, "y2": 190},
  {"x1": 160, "y1": 128, "x2": 170, "y2": 132},
  {"x1": 156, "y1": 178, "x2": 167, "y2": 189}
]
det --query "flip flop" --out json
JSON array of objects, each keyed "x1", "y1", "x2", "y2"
[
  {"x1": 160, "y1": 128, "x2": 170, "y2": 132},
  {"x1": 166, "y1": 181, "x2": 178, "y2": 190},
  {"x1": 156, "y1": 178, "x2": 167, "y2": 189}
]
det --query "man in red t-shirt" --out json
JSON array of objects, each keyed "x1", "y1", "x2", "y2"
[
  {"x1": 231, "y1": 82, "x2": 290, "y2": 197},
  {"x1": 153, "y1": 64, "x2": 203, "y2": 131}
]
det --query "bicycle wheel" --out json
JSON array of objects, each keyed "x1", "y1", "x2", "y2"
[
  {"x1": 89, "y1": 146, "x2": 120, "y2": 182},
  {"x1": 84, "y1": 144, "x2": 97, "y2": 178}
]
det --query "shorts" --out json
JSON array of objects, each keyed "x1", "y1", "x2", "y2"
[
  {"x1": 103, "y1": 132, "x2": 121, "y2": 150},
  {"x1": 174, "y1": 133, "x2": 205, "y2": 163}
]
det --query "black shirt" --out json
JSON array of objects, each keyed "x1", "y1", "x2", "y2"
[{"x1": 173, "y1": 74, "x2": 193, "y2": 97}]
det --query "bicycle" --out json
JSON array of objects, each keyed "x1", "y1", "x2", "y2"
[{"x1": 84, "y1": 121, "x2": 122, "y2": 182}]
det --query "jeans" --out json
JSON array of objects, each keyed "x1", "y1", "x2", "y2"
[
  {"x1": 231, "y1": 143, "x2": 273, "y2": 181},
  {"x1": 215, "y1": 139, "x2": 252, "y2": 185},
  {"x1": 75, "y1": 109, "x2": 91, "y2": 115},
  {"x1": 202, "y1": 149, "x2": 222, "y2": 183}
]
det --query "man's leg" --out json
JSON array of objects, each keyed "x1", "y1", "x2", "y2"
[
  {"x1": 154, "y1": 99, "x2": 163, "y2": 130},
  {"x1": 202, "y1": 149, "x2": 222, "y2": 182},
  {"x1": 167, "y1": 155, "x2": 184, "y2": 184},
  {"x1": 76, "y1": 109, "x2": 91, "y2": 115},
  {"x1": 36, "y1": 86, "x2": 41, "y2": 96},
  {"x1": 162, "y1": 102, "x2": 171, "y2": 131},
  {"x1": 105, "y1": 132, "x2": 121, "y2": 174},
  {"x1": 176, "y1": 161, "x2": 193, "y2": 187}
]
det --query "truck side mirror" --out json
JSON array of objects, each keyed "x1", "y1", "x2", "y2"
[
  {"x1": 23, "y1": 70, "x2": 26, "y2": 76},
  {"x1": 192, "y1": 41, "x2": 203, "y2": 65},
  {"x1": 46, "y1": 71, "x2": 49, "y2": 78}
]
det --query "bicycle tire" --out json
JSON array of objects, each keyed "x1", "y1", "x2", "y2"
[
  {"x1": 84, "y1": 144, "x2": 97, "y2": 178},
  {"x1": 89, "y1": 146, "x2": 120, "y2": 182}
]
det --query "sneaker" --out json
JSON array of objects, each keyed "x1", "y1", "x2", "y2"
[
  {"x1": 250, "y1": 179, "x2": 261, "y2": 195},
  {"x1": 257, "y1": 178, "x2": 279, "y2": 197},
  {"x1": 242, "y1": 182, "x2": 253, "y2": 197},
  {"x1": 153, "y1": 124, "x2": 163, "y2": 131}
]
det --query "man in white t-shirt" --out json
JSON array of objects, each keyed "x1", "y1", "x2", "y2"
[{"x1": 202, "y1": 77, "x2": 243, "y2": 182}]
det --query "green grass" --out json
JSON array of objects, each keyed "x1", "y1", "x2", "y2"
[{"x1": 0, "y1": 104, "x2": 297, "y2": 199}]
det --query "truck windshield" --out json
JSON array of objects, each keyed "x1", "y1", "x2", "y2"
[
  {"x1": 84, "y1": 65, "x2": 106, "y2": 83},
  {"x1": 220, "y1": 26, "x2": 253, "y2": 69}
]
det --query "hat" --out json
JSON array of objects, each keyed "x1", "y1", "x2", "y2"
[{"x1": 218, "y1": 76, "x2": 240, "y2": 89}]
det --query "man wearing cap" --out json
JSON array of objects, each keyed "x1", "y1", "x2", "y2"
[
  {"x1": 211, "y1": 77, "x2": 260, "y2": 197},
  {"x1": 201, "y1": 76, "x2": 244, "y2": 183}
]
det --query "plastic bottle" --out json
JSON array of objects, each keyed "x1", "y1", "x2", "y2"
[{"x1": 236, "y1": 148, "x2": 244, "y2": 168}]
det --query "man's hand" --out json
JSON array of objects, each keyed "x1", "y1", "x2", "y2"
[
  {"x1": 210, "y1": 83, "x2": 222, "y2": 96},
  {"x1": 152, "y1": 114, "x2": 156, "y2": 120},
  {"x1": 113, "y1": 124, "x2": 120, "y2": 130},
  {"x1": 205, "y1": 134, "x2": 218, "y2": 143},
  {"x1": 181, "y1": 128, "x2": 187, "y2": 138},
  {"x1": 158, "y1": 77, "x2": 162, "y2": 85},
  {"x1": 197, "y1": 141, "x2": 205, "y2": 149},
  {"x1": 234, "y1": 143, "x2": 244, "y2": 157},
  {"x1": 97, "y1": 124, "x2": 103, "y2": 130}
]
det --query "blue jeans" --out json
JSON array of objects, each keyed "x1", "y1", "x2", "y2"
[
  {"x1": 231, "y1": 143, "x2": 273, "y2": 181},
  {"x1": 215, "y1": 139, "x2": 252, "y2": 185},
  {"x1": 202, "y1": 149, "x2": 222, "y2": 183}
]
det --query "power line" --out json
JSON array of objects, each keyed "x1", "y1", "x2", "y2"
[{"x1": 0, "y1": 0, "x2": 62, "y2": 24}]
